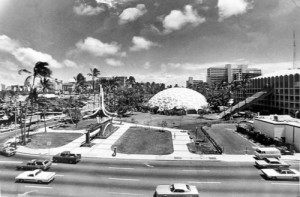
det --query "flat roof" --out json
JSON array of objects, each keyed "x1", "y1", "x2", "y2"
[
  {"x1": 254, "y1": 69, "x2": 300, "y2": 79},
  {"x1": 255, "y1": 115, "x2": 300, "y2": 127}
]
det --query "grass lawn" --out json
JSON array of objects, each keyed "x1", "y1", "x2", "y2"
[
  {"x1": 53, "y1": 119, "x2": 98, "y2": 130},
  {"x1": 112, "y1": 127, "x2": 173, "y2": 155},
  {"x1": 25, "y1": 132, "x2": 83, "y2": 149}
]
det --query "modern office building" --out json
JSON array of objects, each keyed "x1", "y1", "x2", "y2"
[
  {"x1": 206, "y1": 64, "x2": 262, "y2": 87},
  {"x1": 234, "y1": 69, "x2": 300, "y2": 115}
]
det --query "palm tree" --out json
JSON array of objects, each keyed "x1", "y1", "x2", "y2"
[
  {"x1": 87, "y1": 68, "x2": 100, "y2": 107},
  {"x1": 18, "y1": 62, "x2": 52, "y2": 143},
  {"x1": 72, "y1": 73, "x2": 86, "y2": 127},
  {"x1": 38, "y1": 77, "x2": 54, "y2": 132}
]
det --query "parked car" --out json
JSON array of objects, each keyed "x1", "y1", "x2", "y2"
[
  {"x1": 0, "y1": 147, "x2": 16, "y2": 157},
  {"x1": 16, "y1": 159, "x2": 52, "y2": 171},
  {"x1": 261, "y1": 168, "x2": 300, "y2": 180},
  {"x1": 52, "y1": 151, "x2": 81, "y2": 164},
  {"x1": 255, "y1": 158, "x2": 290, "y2": 169},
  {"x1": 15, "y1": 169, "x2": 56, "y2": 183},
  {"x1": 254, "y1": 147, "x2": 281, "y2": 160},
  {"x1": 154, "y1": 183, "x2": 199, "y2": 197}
]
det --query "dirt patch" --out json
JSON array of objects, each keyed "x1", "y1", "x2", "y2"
[
  {"x1": 26, "y1": 132, "x2": 83, "y2": 148},
  {"x1": 112, "y1": 127, "x2": 173, "y2": 155}
]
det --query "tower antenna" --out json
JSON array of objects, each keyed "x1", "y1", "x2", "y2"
[{"x1": 293, "y1": 30, "x2": 297, "y2": 69}]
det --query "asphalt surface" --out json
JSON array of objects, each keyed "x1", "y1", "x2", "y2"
[{"x1": 0, "y1": 155, "x2": 300, "y2": 197}]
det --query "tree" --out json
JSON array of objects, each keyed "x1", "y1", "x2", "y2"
[
  {"x1": 87, "y1": 68, "x2": 100, "y2": 107},
  {"x1": 18, "y1": 61, "x2": 52, "y2": 143},
  {"x1": 72, "y1": 73, "x2": 86, "y2": 127}
]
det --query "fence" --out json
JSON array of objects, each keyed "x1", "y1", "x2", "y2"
[{"x1": 200, "y1": 126, "x2": 223, "y2": 154}]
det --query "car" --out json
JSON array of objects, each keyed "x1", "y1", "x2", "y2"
[
  {"x1": 16, "y1": 159, "x2": 52, "y2": 171},
  {"x1": 0, "y1": 147, "x2": 16, "y2": 157},
  {"x1": 15, "y1": 169, "x2": 56, "y2": 183},
  {"x1": 261, "y1": 168, "x2": 300, "y2": 180},
  {"x1": 154, "y1": 183, "x2": 199, "y2": 197},
  {"x1": 52, "y1": 151, "x2": 81, "y2": 164},
  {"x1": 255, "y1": 158, "x2": 290, "y2": 169}
]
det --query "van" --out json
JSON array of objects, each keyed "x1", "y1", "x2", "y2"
[{"x1": 255, "y1": 147, "x2": 281, "y2": 159}]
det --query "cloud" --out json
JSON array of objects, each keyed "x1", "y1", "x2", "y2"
[
  {"x1": 217, "y1": 0, "x2": 253, "y2": 20},
  {"x1": 143, "y1": 61, "x2": 151, "y2": 69},
  {"x1": 130, "y1": 36, "x2": 159, "y2": 51},
  {"x1": 73, "y1": 4, "x2": 104, "y2": 16},
  {"x1": 63, "y1": 59, "x2": 79, "y2": 68},
  {"x1": 76, "y1": 37, "x2": 121, "y2": 57},
  {"x1": 0, "y1": 60, "x2": 19, "y2": 72},
  {"x1": 119, "y1": 4, "x2": 147, "y2": 24},
  {"x1": 162, "y1": 5, "x2": 205, "y2": 33},
  {"x1": 0, "y1": 35, "x2": 20, "y2": 53},
  {"x1": 96, "y1": 0, "x2": 138, "y2": 8},
  {"x1": 12, "y1": 48, "x2": 62, "y2": 68},
  {"x1": 105, "y1": 58, "x2": 124, "y2": 66}
]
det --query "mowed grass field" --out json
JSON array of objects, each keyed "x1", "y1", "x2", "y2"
[
  {"x1": 26, "y1": 133, "x2": 83, "y2": 148},
  {"x1": 112, "y1": 127, "x2": 174, "y2": 155}
]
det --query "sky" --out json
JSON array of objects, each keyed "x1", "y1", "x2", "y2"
[{"x1": 0, "y1": 0, "x2": 300, "y2": 86}]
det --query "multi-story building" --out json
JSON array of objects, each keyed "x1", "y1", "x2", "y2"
[
  {"x1": 186, "y1": 77, "x2": 203, "y2": 88},
  {"x1": 0, "y1": 84, "x2": 5, "y2": 91},
  {"x1": 234, "y1": 69, "x2": 300, "y2": 115},
  {"x1": 207, "y1": 64, "x2": 262, "y2": 87}
]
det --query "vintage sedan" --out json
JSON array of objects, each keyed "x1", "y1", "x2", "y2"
[
  {"x1": 0, "y1": 147, "x2": 16, "y2": 157},
  {"x1": 16, "y1": 159, "x2": 52, "y2": 171},
  {"x1": 255, "y1": 158, "x2": 290, "y2": 169},
  {"x1": 154, "y1": 183, "x2": 199, "y2": 197},
  {"x1": 15, "y1": 169, "x2": 56, "y2": 183},
  {"x1": 261, "y1": 168, "x2": 300, "y2": 180}
]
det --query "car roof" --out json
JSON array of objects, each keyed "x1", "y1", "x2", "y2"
[
  {"x1": 256, "y1": 147, "x2": 279, "y2": 151},
  {"x1": 172, "y1": 183, "x2": 189, "y2": 191},
  {"x1": 266, "y1": 158, "x2": 279, "y2": 162}
]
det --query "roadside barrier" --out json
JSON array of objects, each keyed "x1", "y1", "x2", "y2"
[{"x1": 200, "y1": 126, "x2": 223, "y2": 154}]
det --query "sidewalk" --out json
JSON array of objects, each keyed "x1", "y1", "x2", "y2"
[{"x1": 14, "y1": 122, "x2": 300, "y2": 163}]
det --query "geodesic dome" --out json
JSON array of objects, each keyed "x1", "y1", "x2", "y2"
[{"x1": 148, "y1": 88, "x2": 208, "y2": 112}]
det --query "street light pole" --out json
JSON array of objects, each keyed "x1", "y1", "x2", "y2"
[
  {"x1": 195, "y1": 127, "x2": 198, "y2": 140},
  {"x1": 14, "y1": 98, "x2": 17, "y2": 148}
]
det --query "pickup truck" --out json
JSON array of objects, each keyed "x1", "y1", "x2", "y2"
[
  {"x1": 154, "y1": 183, "x2": 199, "y2": 197},
  {"x1": 52, "y1": 151, "x2": 81, "y2": 164},
  {"x1": 16, "y1": 159, "x2": 52, "y2": 171}
]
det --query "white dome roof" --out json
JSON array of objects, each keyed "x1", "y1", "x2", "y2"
[{"x1": 148, "y1": 88, "x2": 208, "y2": 111}]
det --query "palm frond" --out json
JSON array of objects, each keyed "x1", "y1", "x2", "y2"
[
  {"x1": 18, "y1": 69, "x2": 31, "y2": 75},
  {"x1": 24, "y1": 76, "x2": 32, "y2": 87}
]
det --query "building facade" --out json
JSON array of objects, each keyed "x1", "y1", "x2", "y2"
[
  {"x1": 207, "y1": 64, "x2": 262, "y2": 87},
  {"x1": 254, "y1": 115, "x2": 300, "y2": 152},
  {"x1": 186, "y1": 77, "x2": 203, "y2": 88},
  {"x1": 237, "y1": 69, "x2": 300, "y2": 115}
]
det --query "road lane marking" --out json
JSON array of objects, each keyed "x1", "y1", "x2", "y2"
[
  {"x1": 51, "y1": 163, "x2": 58, "y2": 166},
  {"x1": 0, "y1": 161, "x2": 22, "y2": 163},
  {"x1": 189, "y1": 181, "x2": 221, "y2": 184},
  {"x1": 107, "y1": 192, "x2": 143, "y2": 196},
  {"x1": 25, "y1": 186, "x2": 52, "y2": 189},
  {"x1": 271, "y1": 183, "x2": 300, "y2": 186},
  {"x1": 108, "y1": 178, "x2": 140, "y2": 182},
  {"x1": 182, "y1": 170, "x2": 210, "y2": 172},
  {"x1": 144, "y1": 163, "x2": 154, "y2": 168},
  {"x1": 108, "y1": 167, "x2": 134, "y2": 170},
  {"x1": 55, "y1": 174, "x2": 64, "y2": 177}
]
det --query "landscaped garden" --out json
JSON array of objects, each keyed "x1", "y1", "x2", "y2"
[{"x1": 112, "y1": 126, "x2": 173, "y2": 155}]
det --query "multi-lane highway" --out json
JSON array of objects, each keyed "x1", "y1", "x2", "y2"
[{"x1": 0, "y1": 154, "x2": 299, "y2": 197}]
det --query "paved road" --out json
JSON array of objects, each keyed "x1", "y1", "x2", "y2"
[{"x1": 0, "y1": 155, "x2": 299, "y2": 197}]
